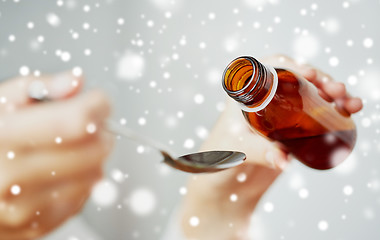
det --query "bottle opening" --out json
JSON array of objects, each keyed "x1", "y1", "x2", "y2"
[
  {"x1": 222, "y1": 56, "x2": 278, "y2": 112},
  {"x1": 223, "y1": 57, "x2": 256, "y2": 92}
]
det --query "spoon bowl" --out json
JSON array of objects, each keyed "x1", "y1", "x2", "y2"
[
  {"x1": 107, "y1": 122, "x2": 246, "y2": 173},
  {"x1": 161, "y1": 150, "x2": 246, "y2": 173}
]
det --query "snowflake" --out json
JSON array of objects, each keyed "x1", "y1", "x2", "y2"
[
  {"x1": 91, "y1": 179, "x2": 118, "y2": 207},
  {"x1": 363, "y1": 38, "x2": 374, "y2": 48},
  {"x1": 19, "y1": 66, "x2": 30, "y2": 76},
  {"x1": 61, "y1": 51, "x2": 71, "y2": 62},
  {"x1": 111, "y1": 169, "x2": 125, "y2": 183},
  {"x1": 343, "y1": 185, "x2": 354, "y2": 196},
  {"x1": 10, "y1": 184, "x2": 21, "y2": 195},
  {"x1": 263, "y1": 202, "x2": 274, "y2": 212},
  {"x1": 116, "y1": 52, "x2": 145, "y2": 81},
  {"x1": 128, "y1": 188, "x2": 156, "y2": 216},
  {"x1": 189, "y1": 216, "x2": 200, "y2": 227},
  {"x1": 193, "y1": 94, "x2": 205, "y2": 104},
  {"x1": 7, "y1": 151, "x2": 15, "y2": 159},
  {"x1": 318, "y1": 220, "x2": 329, "y2": 231},
  {"x1": 46, "y1": 13, "x2": 61, "y2": 27},
  {"x1": 328, "y1": 56, "x2": 340, "y2": 67}
]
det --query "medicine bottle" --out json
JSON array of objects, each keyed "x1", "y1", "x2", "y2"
[{"x1": 222, "y1": 56, "x2": 356, "y2": 170}]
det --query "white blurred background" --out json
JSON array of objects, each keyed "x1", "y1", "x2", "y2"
[{"x1": 0, "y1": 0, "x2": 379, "y2": 239}]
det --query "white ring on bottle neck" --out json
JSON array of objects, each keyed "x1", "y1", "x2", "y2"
[{"x1": 238, "y1": 64, "x2": 278, "y2": 113}]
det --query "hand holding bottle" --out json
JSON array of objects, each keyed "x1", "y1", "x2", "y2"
[{"x1": 179, "y1": 55, "x2": 363, "y2": 240}]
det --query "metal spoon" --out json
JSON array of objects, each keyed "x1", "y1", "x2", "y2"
[
  {"x1": 28, "y1": 81, "x2": 246, "y2": 173},
  {"x1": 107, "y1": 121, "x2": 246, "y2": 173}
]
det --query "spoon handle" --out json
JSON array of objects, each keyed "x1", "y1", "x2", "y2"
[
  {"x1": 106, "y1": 120, "x2": 172, "y2": 154},
  {"x1": 27, "y1": 84, "x2": 175, "y2": 159}
]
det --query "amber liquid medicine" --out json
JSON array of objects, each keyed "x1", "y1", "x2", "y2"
[{"x1": 222, "y1": 56, "x2": 356, "y2": 170}]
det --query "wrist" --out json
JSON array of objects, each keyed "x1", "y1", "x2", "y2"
[
  {"x1": 189, "y1": 162, "x2": 281, "y2": 209},
  {"x1": 179, "y1": 163, "x2": 282, "y2": 239}
]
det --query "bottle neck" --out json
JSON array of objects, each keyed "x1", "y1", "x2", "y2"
[{"x1": 222, "y1": 56, "x2": 278, "y2": 112}]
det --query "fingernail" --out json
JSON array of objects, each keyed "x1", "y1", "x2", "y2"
[
  {"x1": 28, "y1": 80, "x2": 48, "y2": 100},
  {"x1": 48, "y1": 72, "x2": 79, "y2": 99}
]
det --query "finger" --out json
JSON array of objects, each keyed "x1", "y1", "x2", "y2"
[
  {"x1": 305, "y1": 68, "x2": 352, "y2": 102},
  {"x1": 317, "y1": 89, "x2": 333, "y2": 102},
  {"x1": 0, "y1": 132, "x2": 111, "y2": 200},
  {"x1": 0, "y1": 90, "x2": 111, "y2": 148},
  {"x1": 261, "y1": 55, "x2": 363, "y2": 115},
  {"x1": 0, "y1": 175, "x2": 96, "y2": 236},
  {"x1": 260, "y1": 54, "x2": 312, "y2": 75},
  {"x1": 260, "y1": 55, "x2": 325, "y2": 88},
  {"x1": 237, "y1": 132, "x2": 289, "y2": 170},
  {"x1": 321, "y1": 81, "x2": 346, "y2": 100},
  {"x1": 0, "y1": 71, "x2": 83, "y2": 113},
  {"x1": 29, "y1": 177, "x2": 95, "y2": 237},
  {"x1": 343, "y1": 97, "x2": 363, "y2": 113}
]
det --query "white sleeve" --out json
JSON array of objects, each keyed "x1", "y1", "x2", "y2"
[{"x1": 161, "y1": 207, "x2": 187, "y2": 240}]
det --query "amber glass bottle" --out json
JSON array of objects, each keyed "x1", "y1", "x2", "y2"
[{"x1": 222, "y1": 56, "x2": 356, "y2": 170}]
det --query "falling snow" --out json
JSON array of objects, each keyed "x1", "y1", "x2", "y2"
[
  {"x1": 195, "y1": 126, "x2": 208, "y2": 139},
  {"x1": 230, "y1": 193, "x2": 238, "y2": 202},
  {"x1": 293, "y1": 34, "x2": 320, "y2": 61},
  {"x1": 1, "y1": 1, "x2": 379, "y2": 239},
  {"x1": 55, "y1": 137, "x2": 62, "y2": 144},
  {"x1": 343, "y1": 185, "x2": 354, "y2": 196},
  {"x1": 8, "y1": 35, "x2": 15, "y2": 42},
  {"x1": 318, "y1": 220, "x2": 329, "y2": 231},
  {"x1": 60, "y1": 51, "x2": 71, "y2": 62},
  {"x1": 10, "y1": 185, "x2": 21, "y2": 195},
  {"x1": 7, "y1": 151, "x2": 15, "y2": 159},
  {"x1": 237, "y1": 173, "x2": 247, "y2": 182},
  {"x1": 263, "y1": 202, "x2": 274, "y2": 213},
  {"x1": 91, "y1": 180, "x2": 118, "y2": 207},
  {"x1": 86, "y1": 123, "x2": 97, "y2": 134},
  {"x1": 117, "y1": 18, "x2": 125, "y2": 25},
  {"x1": 183, "y1": 138, "x2": 195, "y2": 149},
  {"x1": 224, "y1": 35, "x2": 240, "y2": 53},
  {"x1": 128, "y1": 188, "x2": 156, "y2": 216},
  {"x1": 199, "y1": 42, "x2": 206, "y2": 49},
  {"x1": 328, "y1": 56, "x2": 339, "y2": 67},
  {"x1": 46, "y1": 13, "x2": 61, "y2": 27},
  {"x1": 298, "y1": 188, "x2": 309, "y2": 199},
  {"x1": 136, "y1": 145, "x2": 145, "y2": 154},
  {"x1": 321, "y1": 18, "x2": 340, "y2": 34},
  {"x1": 111, "y1": 169, "x2": 125, "y2": 183},
  {"x1": 363, "y1": 38, "x2": 374, "y2": 48},
  {"x1": 138, "y1": 117, "x2": 147, "y2": 126},
  {"x1": 19, "y1": 66, "x2": 30, "y2": 76},
  {"x1": 72, "y1": 67, "x2": 83, "y2": 77},
  {"x1": 193, "y1": 94, "x2": 205, "y2": 104},
  {"x1": 27, "y1": 22, "x2": 34, "y2": 29},
  {"x1": 179, "y1": 187, "x2": 187, "y2": 195},
  {"x1": 116, "y1": 52, "x2": 145, "y2": 80},
  {"x1": 189, "y1": 216, "x2": 200, "y2": 227}
]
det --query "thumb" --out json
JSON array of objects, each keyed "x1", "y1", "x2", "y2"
[
  {"x1": 239, "y1": 132, "x2": 289, "y2": 170},
  {"x1": 263, "y1": 146, "x2": 290, "y2": 170}
]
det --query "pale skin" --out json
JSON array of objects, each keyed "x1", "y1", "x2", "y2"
[
  {"x1": 0, "y1": 73, "x2": 113, "y2": 240},
  {"x1": 179, "y1": 55, "x2": 363, "y2": 240}
]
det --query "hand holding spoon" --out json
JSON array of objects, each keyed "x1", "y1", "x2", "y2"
[{"x1": 28, "y1": 81, "x2": 246, "y2": 173}]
